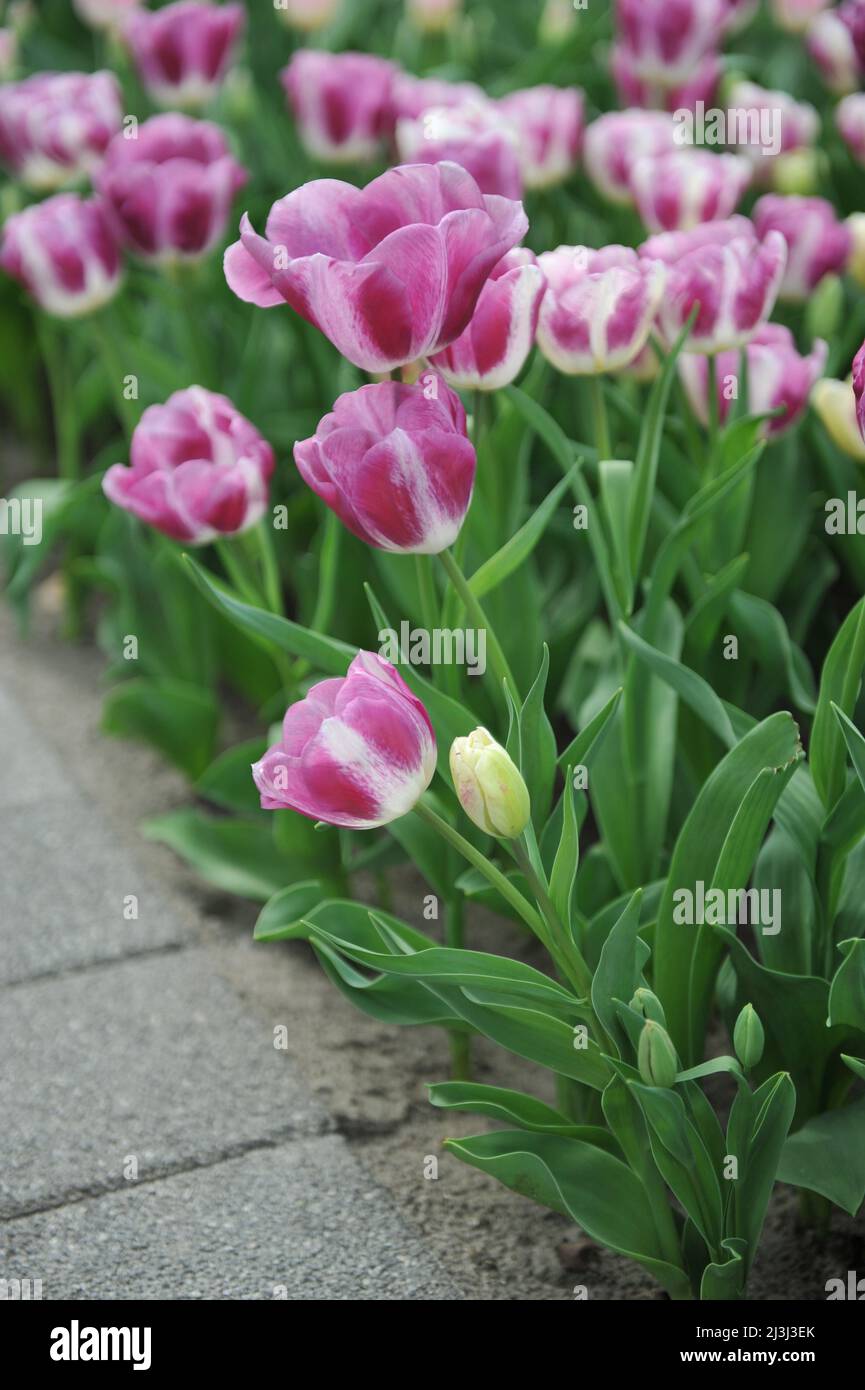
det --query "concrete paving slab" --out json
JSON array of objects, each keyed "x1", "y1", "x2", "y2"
[
  {"x1": 1, "y1": 1137, "x2": 461, "y2": 1300},
  {"x1": 0, "y1": 686, "x2": 77, "y2": 810},
  {"x1": 0, "y1": 951, "x2": 330, "y2": 1219},
  {"x1": 0, "y1": 802, "x2": 190, "y2": 985}
]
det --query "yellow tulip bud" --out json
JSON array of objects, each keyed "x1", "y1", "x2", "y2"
[
  {"x1": 811, "y1": 377, "x2": 865, "y2": 461},
  {"x1": 846, "y1": 213, "x2": 865, "y2": 289},
  {"x1": 449, "y1": 727, "x2": 531, "y2": 839}
]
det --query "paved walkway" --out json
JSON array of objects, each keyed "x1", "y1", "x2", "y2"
[{"x1": 0, "y1": 645, "x2": 460, "y2": 1299}]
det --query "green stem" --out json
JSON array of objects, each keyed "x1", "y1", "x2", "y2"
[
  {"x1": 437, "y1": 547, "x2": 520, "y2": 706},
  {"x1": 37, "y1": 316, "x2": 79, "y2": 480},
  {"x1": 512, "y1": 839, "x2": 593, "y2": 1001},
  {"x1": 590, "y1": 376, "x2": 611, "y2": 460},
  {"x1": 445, "y1": 897, "x2": 471, "y2": 1080},
  {"x1": 89, "y1": 311, "x2": 138, "y2": 441},
  {"x1": 309, "y1": 509, "x2": 341, "y2": 635},
  {"x1": 415, "y1": 552, "x2": 439, "y2": 632},
  {"x1": 414, "y1": 802, "x2": 545, "y2": 940},
  {"x1": 249, "y1": 517, "x2": 283, "y2": 616},
  {"x1": 706, "y1": 353, "x2": 720, "y2": 471},
  {"x1": 166, "y1": 262, "x2": 212, "y2": 388}
]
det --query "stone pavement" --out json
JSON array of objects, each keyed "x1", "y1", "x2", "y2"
[{"x1": 0, "y1": 658, "x2": 461, "y2": 1300}]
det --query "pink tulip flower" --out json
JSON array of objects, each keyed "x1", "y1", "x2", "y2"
[
  {"x1": 294, "y1": 377, "x2": 475, "y2": 553},
  {"x1": 390, "y1": 73, "x2": 485, "y2": 122},
  {"x1": 73, "y1": 0, "x2": 141, "y2": 28},
  {"x1": 536, "y1": 245, "x2": 666, "y2": 376},
  {"x1": 679, "y1": 323, "x2": 828, "y2": 436},
  {"x1": 282, "y1": 49, "x2": 396, "y2": 165},
  {"x1": 722, "y1": 0, "x2": 759, "y2": 32},
  {"x1": 395, "y1": 101, "x2": 523, "y2": 200},
  {"x1": 0, "y1": 71, "x2": 122, "y2": 191},
  {"x1": 224, "y1": 161, "x2": 528, "y2": 373},
  {"x1": 0, "y1": 192, "x2": 122, "y2": 318},
  {"x1": 123, "y1": 1, "x2": 245, "y2": 110},
  {"x1": 102, "y1": 386, "x2": 274, "y2": 544},
  {"x1": 752, "y1": 194, "x2": 853, "y2": 301},
  {"x1": 631, "y1": 149, "x2": 751, "y2": 233},
  {"x1": 97, "y1": 113, "x2": 247, "y2": 263},
  {"x1": 643, "y1": 219, "x2": 788, "y2": 353},
  {"x1": 807, "y1": 6, "x2": 862, "y2": 93},
  {"x1": 497, "y1": 85, "x2": 584, "y2": 190},
  {"x1": 583, "y1": 109, "x2": 678, "y2": 206},
  {"x1": 852, "y1": 338, "x2": 865, "y2": 441},
  {"x1": 614, "y1": 0, "x2": 726, "y2": 86},
  {"x1": 252, "y1": 651, "x2": 437, "y2": 829},
  {"x1": 429, "y1": 248, "x2": 546, "y2": 390}
]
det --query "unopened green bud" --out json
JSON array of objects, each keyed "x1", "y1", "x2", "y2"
[
  {"x1": 539, "y1": 0, "x2": 577, "y2": 44},
  {"x1": 733, "y1": 1004, "x2": 765, "y2": 1070},
  {"x1": 449, "y1": 728, "x2": 531, "y2": 839},
  {"x1": 629, "y1": 987, "x2": 666, "y2": 1026},
  {"x1": 637, "y1": 1020, "x2": 679, "y2": 1089},
  {"x1": 806, "y1": 272, "x2": 844, "y2": 342}
]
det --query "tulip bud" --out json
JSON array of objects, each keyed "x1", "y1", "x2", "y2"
[
  {"x1": 629, "y1": 987, "x2": 667, "y2": 1026},
  {"x1": 811, "y1": 377, "x2": 865, "y2": 460},
  {"x1": 406, "y1": 0, "x2": 462, "y2": 33},
  {"x1": 275, "y1": 0, "x2": 340, "y2": 32},
  {"x1": 733, "y1": 1004, "x2": 765, "y2": 1069},
  {"x1": 539, "y1": 0, "x2": 577, "y2": 44},
  {"x1": 806, "y1": 272, "x2": 844, "y2": 341},
  {"x1": 449, "y1": 728, "x2": 530, "y2": 839},
  {"x1": 845, "y1": 213, "x2": 865, "y2": 288},
  {"x1": 771, "y1": 148, "x2": 821, "y2": 194},
  {"x1": 637, "y1": 1020, "x2": 679, "y2": 1089}
]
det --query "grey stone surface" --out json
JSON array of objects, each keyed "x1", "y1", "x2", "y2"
[
  {"x1": 0, "y1": 951, "x2": 330, "y2": 1219},
  {"x1": 0, "y1": 802, "x2": 190, "y2": 985},
  {"x1": 0, "y1": 685, "x2": 76, "y2": 810},
  {"x1": 1, "y1": 1138, "x2": 461, "y2": 1300}
]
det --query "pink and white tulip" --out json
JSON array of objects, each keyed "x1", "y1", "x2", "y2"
[
  {"x1": 583, "y1": 109, "x2": 677, "y2": 206},
  {"x1": 726, "y1": 81, "x2": 820, "y2": 182},
  {"x1": 614, "y1": 0, "x2": 726, "y2": 86},
  {"x1": 642, "y1": 219, "x2": 788, "y2": 353},
  {"x1": 631, "y1": 149, "x2": 750, "y2": 233},
  {"x1": 770, "y1": 0, "x2": 830, "y2": 28},
  {"x1": 722, "y1": 0, "x2": 759, "y2": 31},
  {"x1": 0, "y1": 193, "x2": 122, "y2": 318},
  {"x1": 0, "y1": 71, "x2": 122, "y2": 191},
  {"x1": 224, "y1": 161, "x2": 528, "y2": 373},
  {"x1": 390, "y1": 73, "x2": 485, "y2": 122},
  {"x1": 806, "y1": 6, "x2": 862, "y2": 93},
  {"x1": 536, "y1": 245, "x2": 666, "y2": 376},
  {"x1": 429, "y1": 249, "x2": 546, "y2": 390},
  {"x1": 102, "y1": 386, "x2": 274, "y2": 544},
  {"x1": 395, "y1": 101, "x2": 523, "y2": 200},
  {"x1": 294, "y1": 378, "x2": 476, "y2": 553},
  {"x1": 678, "y1": 323, "x2": 828, "y2": 437},
  {"x1": 252, "y1": 652, "x2": 436, "y2": 829},
  {"x1": 282, "y1": 49, "x2": 396, "y2": 165},
  {"x1": 752, "y1": 194, "x2": 853, "y2": 302},
  {"x1": 837, "y1": 92, "x2": 865, "y2": 165},
  {"x1": 97, "y1": 113, "x2": 247, "y2": 264},
  {"x1": 497, "y1": 85, "x2": 584, "y2": 190},
  {"x1": 123, "y1": 1, "x2": 245, "y2": 110},
  {"x1": 276, "y1": 0, "x2": 340, "y2": 31},
  {"x1": 611, "y1": 44, "x2": 721, "y2": 112},
  {"x1": 73, "y1": 0, "x2": 141, "y2": 29}
]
